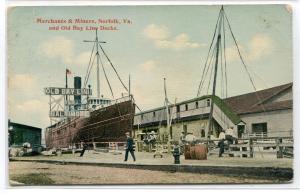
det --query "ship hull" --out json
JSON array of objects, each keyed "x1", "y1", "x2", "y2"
[{"x1": 45, "y1": 99, "x2": 135, "y2": 149}]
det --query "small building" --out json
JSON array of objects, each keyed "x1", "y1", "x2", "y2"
[
  {"x1": 8, "y1": 120, "x2": 42, "y2": 147},
  {"x1": 133, "y1": 83, "x2": 292, "y2": 142},
  {"x1": 225, "y1": 82, "x2": 293, "y2": 138}
]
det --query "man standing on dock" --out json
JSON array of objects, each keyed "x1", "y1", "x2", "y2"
[
  {"x1": 218, "y1": 130, "x2": 226, "y2": 157},
  {"x1": 80, "y1": 143, "x2": 87, "y2": 157},
  {"x1": 124, "y1": 132, "x2": 136, "y2": 162}
]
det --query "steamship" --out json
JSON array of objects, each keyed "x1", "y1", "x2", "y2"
[{"x1": 45, "y1": 31, "x2": 136, "y2": 149}]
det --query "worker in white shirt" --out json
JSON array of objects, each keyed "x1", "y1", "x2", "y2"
[
  {"x1": 185, "y1": 133, "x2": 196, "y2": 143},
  {"x1": 225, "y1": 126, "x2": 237, "y2": 145},
  {"x1": 218, "y1": 130, "x2": 226, "y2": 157}
]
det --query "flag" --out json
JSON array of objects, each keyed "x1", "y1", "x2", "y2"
[{"x1": 66, "y1": 68, "x2": 72, "y2": 75}]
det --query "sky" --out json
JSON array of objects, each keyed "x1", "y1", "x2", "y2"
[{"x1": 7, "y1": 5, "x2": 293, "y2": 129}]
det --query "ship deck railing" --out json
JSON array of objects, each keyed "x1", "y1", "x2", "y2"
[{"x1": 92, "y1": 95, "x2": 132, "y2": 111}]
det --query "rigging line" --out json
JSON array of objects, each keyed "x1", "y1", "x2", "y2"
[
  {"x1": 219, "y1": 11, "x2": 224, "y2": 99},
  {"x1": 220, "y1": 33, "x2": 224, "y2": 99},
  {"x1": 207, "y1": 19, "x2": 223, "y2": 96},
  {"x1": 201, "y1": 43, "x2": 218, "y2": 96},
  {"x1": 247, "y1": 67, "x2": 270, "y2": 89},
  {"x1": 204, "y1": 45, "x2": 217, "y2": 95},
  {"x1": 131, "y1": 95, "x2": 142, "y2": 112},
  {"x1": 99, "y1": 52, "x2": 115, "y2": 99},
  {"x1": 219, "y1": 9, "x2": 224, "y2": 99},
  {"x1": 220, "y1": 41, "x2": 227, "y2": 126},
  {"x1": 217, "y1": 8, "x2": 223, "y2": 37},
  {"x1": 84, "y1": 41, "x2": 96, "y2": 87},
  {"x1": 84, "y1": 52, "x2": 97, "y2": 88},
  {"x1": 197, "y1": 9, "x2": 223, "y2": 97},
  {"x1": 200, "y1": 43, "x2": 216, "y2": 94},
  {"x1": 220, "y1": 27, "x2": 228, "y2": 126},
  {"x1": 243, "y1": 66, "x2": 281, "y2": 100},
  {"x1": 217, "y1": 8, "x2": 224, "y2": 99},
  {"x1": 224, "y1": 12, "x2": 266, "y2": 113},
  {"x1": 201, "y1": 8, "x2": 224, "y2": 97},
  {"x1": 206, "y1": 52, "x2": 215, "y2": 95},
  {"x1": 98, "y1": 43, "x2": 129, "y2": 92},
  {"x1": 157, "y1": 101, "x2": 164, "y2": 128},
  {"x1": 222, "y1": 10, "x2": 228, "y2": 98},
  {"x1": 197, "y1": 11, "x2": 222, "y2": 97},
  {"x1": 86, "y1": 53, "x2": 97, "y2": 87}
]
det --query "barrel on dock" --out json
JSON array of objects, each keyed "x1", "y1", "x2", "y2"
[
  {"x1": 190, "y1": 146, "x2": 196, "y2": 159},
  {"x1": 184, "y1": 145, "x2": 191, "y2": 159},
  {"x1": 195, "y1": 144, "x2": 207, "y2": 160}
]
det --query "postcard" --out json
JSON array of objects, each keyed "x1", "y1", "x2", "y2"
[{"x1": 7, "y1": 5, "x2": 293, "y2": 185}]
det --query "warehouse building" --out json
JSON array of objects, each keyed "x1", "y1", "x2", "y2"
[
  {"x1": 225, "y1": 82, "x2": 293, "y2": 138},
  {"x1": 8, "y1": 120, "x2": 42, "y2": 147},
  {"x1": 133, "y1": 83, "x2": 292, "y2": 142}
]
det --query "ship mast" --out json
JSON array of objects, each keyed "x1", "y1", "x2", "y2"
[
  {"x1": 83, "y1": 29, "x2": 106, "y2": 98},
  {"x1": 207, "y1": 6, "x2": 223, "y2": 136},
  {"x1": 164, "y1": 78, "x2": 170, "y2": 136},
  {"x1": 208, "y1": 34, "x2": 222, "y2": 135},
  {"x1": 202, "y1": 6, "x2": 265, "y2": 138},
  {"x1": 163, "y1": 78, "x2": 172, "y2": 152}
]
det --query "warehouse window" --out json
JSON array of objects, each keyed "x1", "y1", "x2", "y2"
[
  {"x1": 185, "y1": 104, "x2": 188, "y2": 111},
  {"x1": 201, "y1": 129, "x2": 206, "y2": 137},
  {"x1": 252, "y1": 122, "x2": 267, "y2": 137},
  {"x1": 176, "y1": 105, "x2": 180, "y2": 112},
  {"x1": 207, "y1": 99, "x2": 211, "y2": 106},
  {"x1": 195, "y1": 101, "x2": 199, "y2": 109},
  {"x1": 153, "y1": 111, "x2": 156, "y2": 117},
  {"x1": 183, "y1": 124, "x2": 187, "y2": 135},
  {"x1": 238, "y1": 125, "x2": 245, "y2": 138}
]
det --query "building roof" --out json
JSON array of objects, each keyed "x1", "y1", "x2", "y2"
[
  {"x1": 211, "y1": 95, "x2": 242, "y2": 124},
  {"x1": 9, "y1": 121, "x2": 42, "y2": 131},
  {"x1": 224, "y1": 82, "x2": 293, "y2": 115}
]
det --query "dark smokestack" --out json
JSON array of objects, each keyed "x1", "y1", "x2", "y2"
[{"x1": 74, "y1": 77, "x2": 81, "y2": 109}]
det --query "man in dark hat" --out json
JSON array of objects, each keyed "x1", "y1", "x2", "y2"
[
  {"x1": 124, "y1": 132, "x2": 136, "y2": 162},
  {"x1": 80, "y1": 142, "x2": 88, "y2": 157},
  {"x1": 218, "y1": 129, "x2": 226, "y2": 157}
]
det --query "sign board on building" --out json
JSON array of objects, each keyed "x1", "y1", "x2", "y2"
[
  {"x1": 49, "y1": 110, "x2": 90, "y2": 117},
  {"x1": 44, "y1": 87, "x2": 92, "y2": 96}
]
